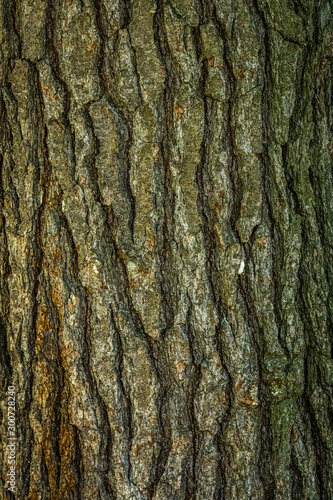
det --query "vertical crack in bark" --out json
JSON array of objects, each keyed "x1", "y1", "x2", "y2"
[
  {"x1": 290, "y1": 0, "x2": 309, "y2": 18},
  {"x1": 83, "y1": 294, "x2": 116, "y2": 499},
  {"x1": 84, "y1": 106, "x2": 166, "y2": 497},
  {"x1": 0, "y1": 94, "x2": 13, "y2": 397},
  {"x1": 284, "y1": 6, "x2": 330, "y2": 494},
  {"x1": 109, "y1": 303, "x2": 134, "y2": 490},
  {"x1": 120, "y1": 0, "x2": 132, "y2": 29},
  {"x1": 252, "y1": 1, "x2": 333, "y2": 497},
  {"x1": 252, "y1": 0, "x2": 291, "y2": 362},
  {"x1": 45, "y1": 0, "x2": 76, "y2": 180},
  {"x1": 72, "y1": 423, "x2": 84, "y2": 500},
  {"x1": 91, "y1": 0, "x2": 137, "y2": 241},
  {"x1": 121, "y1": 109, "x2": 137, "y2": 244},
  {"x1": 153, "y1": 0, "x2": 176, "y2": 343},
  {"x1": 10, "y1": 0, "x2": 22, "y2": 58},
  {"x1": 149, "y1": 2, "x2": 178, "y2": 494},
  {"x1": 308, "y1": 3, "x2": 333, "y2": 363},
  {"x1": 150, "y1": 343, "x2": 172, "y2": 499},
  {"x1": 250, "y1": 7, "x2": 284, "y2": 497},
  {"x1": 211, "y1": 5, "x2": 241, "y2": 239},
  {"x1": 20, "y1": 62, "x2": 53, "y2": 497},
  {"x1": 214, "y1": 355, "x2": 233, "y2": 500},
  {"x1": 40, "y1": 448, "x2": 51, "y2": 498},
  {"x1": 290, "y1": 432, "x2": 305, "y2": 499},
  {"x1": 193, "y1": 35, "x2": 235, "y2": 497},
  {"x1": 0, "y1": 152, "x2": 12, "y2": 387},
  {"x1": 58, "y1": 199, "x2": 116, "y2": 498},
  {"x1": 185, "y1": 296, "x2": 202, "y2": 498},
  {"x1": 47, "y1": 290, "x2": 63, "y2": 492},
  {"x1": 242, "y1": 1, "x2": 278, "y2": 496},
  {"x1": 238, "y1": 247, "x2": 275, "y2": 498}
]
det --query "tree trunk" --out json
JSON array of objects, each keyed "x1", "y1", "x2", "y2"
[{"x1": 0, "y1": 0, "x2": 333, "y2": 498}]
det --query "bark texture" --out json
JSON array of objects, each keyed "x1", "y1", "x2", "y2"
[{"x1": 1, "y1": 0, "x2": 333, "y2": 498}]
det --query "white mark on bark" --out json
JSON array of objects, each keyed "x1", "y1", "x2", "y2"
[{"x1": 238, "y1": 260, "x2": 245, "y2": 275}]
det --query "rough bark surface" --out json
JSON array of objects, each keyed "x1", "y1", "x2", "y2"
[{"x1": 0, "y1": 0, "x2": 333, "y2": 498}]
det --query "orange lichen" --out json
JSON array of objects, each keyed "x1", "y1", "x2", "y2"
[
  {"x1": 242, "y1": 398, "x2": 257, "y2": 407},
  {"x1": 175, "y1": 360, "x2": 185, "y2": 375},
  {"x1": 235, "y1": 380, "x2": 245, "y2": 392},
  {"x1": 129, "y1": 278, "x2": 136, "y2": 288},
  {"x1": 87, "y1": 41, "x2": 98, "y2": 53},
  {"x1": 146, "y1": 238, "x2": 155, "y2": 252},
  {"x1": 134, "y1": 443, "x2": 143, "y2": 456},
  {"x1": 257, "y1": 237, "x2": 267, "y2": 246},
  {"x1": 175, "y1": 104, "x2": 185, "y2": 121},
  {"x1": 37, "y1": 306, "x2": 51, "y2": 337},
  {"x1": 40, "y1": 83, "x2": 60, "y2": 102},
  {"x1": 54, "y1": 247, "x2": 61, "y2": 260}
]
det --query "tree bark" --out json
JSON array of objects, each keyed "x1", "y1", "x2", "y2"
[{"x1": 0, "y1": 0, "x2": 333, "y2": 498}]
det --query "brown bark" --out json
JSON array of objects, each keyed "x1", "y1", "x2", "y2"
[{"x1": 0, "y1": 0, "x2": 333, "y2": 498}]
